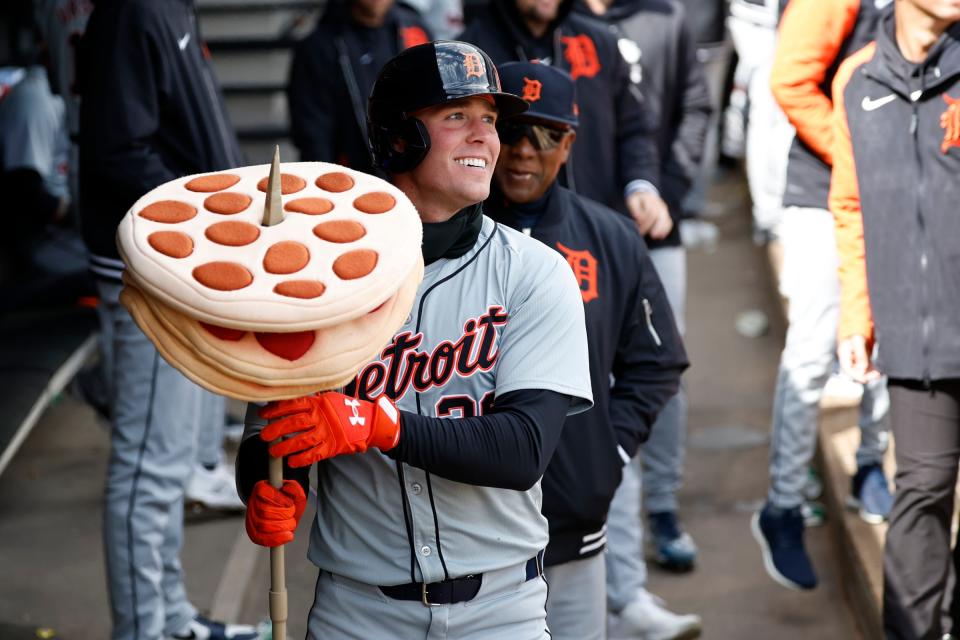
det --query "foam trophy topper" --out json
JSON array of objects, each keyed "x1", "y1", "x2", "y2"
[{"x1": 117, "y1": 150, "x2": 424, "y2": 401}]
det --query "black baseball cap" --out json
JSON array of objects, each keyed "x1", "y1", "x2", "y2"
[
  {"x1": 368, "y1": 41, "x2": 528, "y2": 126},
  {"x1": 497, "y1": 61, "x2": 578, "y2": 128}
]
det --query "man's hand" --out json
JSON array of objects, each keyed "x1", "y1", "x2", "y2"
[
  {"x1": 626, "y1": 191, "x2": 673, "y2": 240},
  {"x1": 258, "y1": 392, "x2": 401, "y2": 467},
  {"x1": 245, "y1": 479, "x2": 307, "y2": 547},
  {"x1": 838, "y1": 335, "x2": 880, "y2": 383}
]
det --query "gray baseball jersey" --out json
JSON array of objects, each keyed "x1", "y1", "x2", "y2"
[{"x1": 247, "y1": 215, "x2": 592, "y2": 586}]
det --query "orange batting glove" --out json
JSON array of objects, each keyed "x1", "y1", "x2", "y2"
[
  {"x1": 245, "y1": 479, "x2": 307, "y2": 547},
  {"x1": 258, "y1": 392, "x2": 401, "y2": 467}
]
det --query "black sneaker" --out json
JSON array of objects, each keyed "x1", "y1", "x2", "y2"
[
  {"x1": 847, "y1": 463, "x2": 894, "y2": 524},
  {"x1": 167, "y1": 615, "x2": 260, "y2": 640},
  {"x1": 649, "y1": 511, "x2": 698, "y2": 572},
  {"x1": 751, "y1": 503, "x2": 817, "y2": 590}
]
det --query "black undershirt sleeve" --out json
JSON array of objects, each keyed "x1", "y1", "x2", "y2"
[{"x1": 385, "y1": 389, "x2": 572, "y2": 491}]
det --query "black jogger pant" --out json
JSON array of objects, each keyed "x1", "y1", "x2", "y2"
[{"x1": 884, "y1": 378, "x2": 960, "y2": 640}]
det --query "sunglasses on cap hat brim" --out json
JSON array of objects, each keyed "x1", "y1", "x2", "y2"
[{"x1": 497, "y1": 120, "x2": 571, "y2": 151}]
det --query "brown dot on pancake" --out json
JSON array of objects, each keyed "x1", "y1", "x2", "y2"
[
  {"x1": 139, "y1": 200, "x2": 197, "y2": 223},
  {"x1": 274, "y1": 280, "x2": 326, "y2": 299},
  {"x1": 284, "y1": 197, "x2": 334, "y2": 215},
  {"x1": 315, "y1": 172, "x2": 355, "y2": 193},
  {"x1": 193, "y1": 262, "x2": 253, "y2": 291},
  {"x1": 147, "y1": 231, "x2": 193, "y2": 258},
  {"x1": 333, "y1": 249, "x2": 378, "y2": 280},
  {"x1": 205, "y1": 192, "x2": 252, "y2": 215},
  {"x1": 313, "y1": 220, "x2": 366, "y2": 243},
  {"x1": 353, "y1": 192, "x2": 396, "y2": 214},
  {"x1": 205, "y1": 221, "x2": 260, "y2": 246},
  {"x1": 263, "y1": 241, "x2": 310, "y2": 274},
  {"x1": 184, "y1": 174, "x2": 241, "y2": 192},
  {"x1": 257, "y1": 174, "x2": 306, "y2": 194}
]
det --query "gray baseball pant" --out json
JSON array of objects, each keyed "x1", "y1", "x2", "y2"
[
  {"x1": 544, "y1": 553, "x2": 606, "y2": 640},
  {"x1": 605, "y1": 246, "x2": 686, "y2": 611},
  {"x1": 642, "y1": 247, "x2": 687, "y2": 515},
  {"x1": 768, "y1": 208, "x2": 889, "y2": 509},
  {"x1": 98, "y1": 280, "x2": 201, "y2": 639},
  {"x1": 307, "y1": 560, "x2": 550, "y2": 639}
]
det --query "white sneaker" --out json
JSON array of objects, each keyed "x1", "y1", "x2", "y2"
[
  {"x1": 613, "y1": 589, "x2": 702, "y2": 640},
  {"x1": 186, "y1": 461, "x2": 244, "y2": 512},
  {"x1": 224, "y1": 422, "x2": 245, "y2": 445}
]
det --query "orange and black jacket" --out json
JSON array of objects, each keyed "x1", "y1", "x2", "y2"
[
  {"x1": 770, "y1": 0, "x2": 888, "y2": 209},
  {"x1": 831, "y1": 15, "x2": 960, "y2": 382},
  {"x1": 459, "y1": 0, "x2": 661, "y2": 212},
  {"x1": 487, "y1": 183, "x2": 688, "y2": 566}
]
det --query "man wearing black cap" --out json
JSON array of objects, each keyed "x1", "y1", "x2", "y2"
[
  {"x1": 239, "y1": 42, "x2": 593, "y2": 639},
  {"x1": 485, "y1": 61, "x2": 691, "y2": 639}
]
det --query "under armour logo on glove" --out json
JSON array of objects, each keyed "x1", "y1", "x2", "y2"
[
  {"x1": 345, "y1": 398, "x2": 366, "y2": 426},
  {"x1": 259, "y1": 392, "x2": 401, "y2": 467}
]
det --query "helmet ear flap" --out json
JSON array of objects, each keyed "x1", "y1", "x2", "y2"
[{"x1": 369, "y1": 117, "x2": 431, "y2": 174}]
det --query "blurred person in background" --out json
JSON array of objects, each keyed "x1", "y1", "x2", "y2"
[
  {"x1": 675, "y1": 0, "x2": 730, "y2": 219},
  {"x1": 0, "y1": 14, "x2": 88, "y2": 308},
  {"x1": 486, "y1": 61, "x2": 695, "y2": 640},
  {"x1": 572, "y1": 0, "x2": 711, "y2": 635},
  {"x1": 459, "y1": 0, "x2": 670, "y2": 238},
  {"x1": 77, "y1": 0, "x2": 256, "y2": 637},
  {"x1": 724, "y1": 0, "x2": 793, "y2": 243},
  {"x1": 287, "y1": 0, "x2": 430, "y2": 173},
  {"x1": 752, "y1": 0, "x2": 892, "y2": 593},
  {"x1": 830, "y1": 0, "x2": 960, "y2": 635}
]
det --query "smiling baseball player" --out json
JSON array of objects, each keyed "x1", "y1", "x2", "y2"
[{"x1": 236, "y1": 41, "x2": 593, "y2": 639}]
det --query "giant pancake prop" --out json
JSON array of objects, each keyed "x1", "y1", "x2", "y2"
[{"x1": 117, "y1": 149, "x2": 423, "y2": 638}]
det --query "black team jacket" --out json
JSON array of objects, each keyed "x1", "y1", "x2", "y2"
[
  {"x1": 487, "y1": 183, "x2": 688, "y2": 566},
  {"x1": 78, "y1": 0, "x2": 244, "y2": 278},
  {"x1": 573, "y1": 0, "x2": 712, "y2": 248},
  {"x1": 287, "y1": 1, "x2": 431, "y2": 173},
  {"x1": 459, "y1": 0, "x2": 661, "y2": 212}
]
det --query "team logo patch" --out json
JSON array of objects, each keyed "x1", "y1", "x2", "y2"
[
  {"x1": 561, "y1": 35, "x2": 601, "y2": 80},
  {"x1": 400, "y1": 26, "x2": 429, "y2": 49},
  {"x1": 463, "y1": 53, "x2": 486, "y2": 80},
  {"x1": 556, "y1": 242, "x2": 599, "y2": 303},
  {"x1": 940, "y1": 94, "x2": 960, "y2": 154},
  {"x1": 522, "y1": 77, "x2": 543, "y2": 103}
]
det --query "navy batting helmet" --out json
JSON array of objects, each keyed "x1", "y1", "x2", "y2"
[{"x1": 367, "y1": 40, "x2": 528, "y2": 173}]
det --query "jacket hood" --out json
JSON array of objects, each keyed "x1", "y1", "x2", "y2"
[
  {"x1": 490, "y1": 0, "x2": 576, "y2": 49},
  {"x1": 871, "y1": 10, "x2": 960, "y2": 94}
]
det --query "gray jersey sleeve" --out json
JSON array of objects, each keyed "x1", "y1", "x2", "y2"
[{"x1": 494, "y1": 232, "x2": 593, "y2": 414}]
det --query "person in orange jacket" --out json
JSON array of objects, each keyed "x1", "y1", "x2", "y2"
[
  {"x1": 831, "y1": 1, "x2": 960, "y2": 635},
  {"x1": 751, "y1": 0, "x2": 894, "y2": 592}
]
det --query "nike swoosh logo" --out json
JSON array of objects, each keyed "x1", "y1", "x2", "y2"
[
  {"x1": 874, "y1": 0, "x2": 893, "y2": 8},
  {"x1": 861, "y1": 94, "x2": 896, "y2": 111},
  {"x1": 178, "y1": 33, "x2": 191, "y2": 51}
]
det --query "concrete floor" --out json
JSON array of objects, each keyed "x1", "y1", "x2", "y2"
[{"x1": 0, "y1": 169, "x2": 860, "y2": 639}]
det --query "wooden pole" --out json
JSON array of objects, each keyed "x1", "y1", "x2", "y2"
[
  {"x1": 263, "y1": 147, "x2": 287, "y2": 640},
  {"x1": 268, "y1": 455, "x2": 287, "y2": 640}
]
